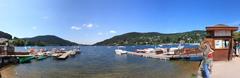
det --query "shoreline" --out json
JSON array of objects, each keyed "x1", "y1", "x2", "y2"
[{"x1": 0, "y1": 65, "x2": 16, "y2": 78}]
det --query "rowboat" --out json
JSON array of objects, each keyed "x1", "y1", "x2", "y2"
[
  {"x1": 18, "y1": 56, "x2": 34, "y2": 63},
  {"x1": 35, "y1": 55, "x2": 47, "y2": 60}
]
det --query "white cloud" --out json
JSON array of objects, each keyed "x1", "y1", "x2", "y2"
[
  {"x1": 32, "y1": 26, "x2": 37, "y2": 30},
  {"x1": 109, "y1": 30, "x2": 117, "y2": 34},
  {"x1": 82, "y1": 23, "x2": 94, "y2": 28},
  {"x1": 86, "y1": 24, "x2": 93, "y2": 28},
  {"x1": 71, "y1": 26, "x2": 81, "y2": 31},
  {"x1": 71, "y1": 23, "x2": 98, "y2": 31}
]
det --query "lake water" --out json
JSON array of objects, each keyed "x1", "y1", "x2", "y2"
[{"x1": 2, "y1": 45, "x2": 200, "y2": 78}]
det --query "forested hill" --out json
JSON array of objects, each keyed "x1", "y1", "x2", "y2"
[
  {"x1": 21, "y1": 35, "x2": 79, "y2": 46},
  {"x1": 94, "y1": 30, "x2": 207, "y2": 46},
  {"x1": 0, "y1": 31, "x2": 79, "y2": 46},
  {"x1": 0, "y1": 31, "x2": 12, "y2": 39}
]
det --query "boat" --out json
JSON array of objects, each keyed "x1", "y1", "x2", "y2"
[
  {"x1": 50, "y1": 48, "x2": 66, "y2": 57},
  {"x1": 51, "y1": 53, "x2": 62, "y2": 57},
  {"x1": 43, "y1": 51, "x2": 52, "y2": 56},
  {"x1": 158, "y1": 44, "x2": 163, "y2": 47},
  {"x1": 18, "y1": 56, "x2": 34, "y2": 63},
  {"x1": 164, "y1": 44, "x2": 184, "y2": 55},
  {"x1": 69, "y1": 50, "x2": 76, "y2": 55},
  {"x1": 35, "y1": 52, "x2": 47, "y2": 60},
  {"x1": 35, "y1": 55, "x2": 47, "y2": 60},
  {"x1": 115, "y1": 46, "x2": 127, "y2": 55},
  {"x1": 115, "y1": 49, "x2": 127, "y2": 55},
  {"x1": 136, "y1": 48, "x2": 155, "y2": 53},
  {"x1": 73, "y1": 48, "x2": 81, "y2": 54},
  {"x1": 154, "y1": 48, "x2": 167, "y2": 54},
  {"x1": 166, "y1": 47, "x2": 178, "y2": 55}
]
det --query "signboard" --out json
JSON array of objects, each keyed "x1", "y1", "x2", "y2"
[
  {"x1": 215, "y1": 40, "x2": 222, "y2": 49},
  {"x1": 214, "y1": 30, "x2": 231, "y2": 36},
  {"x1": 214, "y1": 40, "x2": 230, "y2": 49}
]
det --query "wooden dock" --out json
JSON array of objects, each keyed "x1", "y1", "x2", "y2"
[
  {"x1": 58, "y1": 51, "x2": 71, "y2": 59},
  {"x1": 127, "y1": 51, "x2": 203, "y2": 61},
  {"x1": 127, "y1": 52, "x2": 170, "y2": 60}
]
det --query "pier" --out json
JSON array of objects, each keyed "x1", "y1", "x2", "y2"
[
  {"x1": 57, "y1": 51, "x2": 71, "y2": 59},
  {"x1": 128, "y1": 52, "x2": 170, "y2": 60},
  {"x1": 127, "y1": 51, "x2": 203, "y2": 61}
]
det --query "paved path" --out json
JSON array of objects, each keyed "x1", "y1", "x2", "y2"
[{"x1": 212, "y1": 57, "x2": 240, "y2": 78}]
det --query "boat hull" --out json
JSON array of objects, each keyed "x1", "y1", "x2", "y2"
[{"x1": 18, "y1": 56, "x2": 34, "y2": 63}]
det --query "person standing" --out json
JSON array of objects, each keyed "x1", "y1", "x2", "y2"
[
  {"x1": 199, "y1": 41, "x2": 214, "y2": 78},
  {"x1": 205, "y1": 42, "x2": 214, "y2": 73}
]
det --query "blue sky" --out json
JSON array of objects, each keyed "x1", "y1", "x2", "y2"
[{"x1": 0, "y1": 0, "x2": 240, "y2": 44}]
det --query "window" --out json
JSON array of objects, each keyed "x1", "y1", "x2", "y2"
[
  {"x1": 214, "y1": 30, "x2": 231, "y2": 36},
  {"x1": 215, "y1": 40, "x2": 229, "y2": 49}
]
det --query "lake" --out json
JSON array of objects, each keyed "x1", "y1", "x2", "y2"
[{"x1": 2, "y1": 45, "x2": 200, "y2": 78}]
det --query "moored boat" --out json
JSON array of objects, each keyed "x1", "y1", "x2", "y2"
[
  {"x1": 115, "y1": 46, "x2": 127, "y2": 55},
  {"x1": 35, "y1": 55, "x2": 47, "y2": 60},
  {"x1": 51, "y1": 53, "x2": 63, "y2": 57},
  {"x1": 69, "y1": 50, "x2": 76, "y2": 55},
  {"x1": 18, "y1": 56, "x2": 34, "y2": 63},
  {"x1": 136, "y1": 48, "x2": 155, "y2": 53},
  {"x1": 115, "y1": 49, "x2": 128, "y2": 55}
]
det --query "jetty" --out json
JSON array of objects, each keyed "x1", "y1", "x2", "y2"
[
  {"x1": 127, "y1": 52, "x2": 170, "y2": 60},
  {"x1": 127, "y1": 51, "x2": 202, "y2": 61},
  {"x1": 57, "y1": 51, "x2": 71, "y2": 59}
]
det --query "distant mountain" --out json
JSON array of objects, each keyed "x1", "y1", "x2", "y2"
[
  {"x1": 22, "y1": 35, "x2": 79, "y2": 46},
  {"x1": 0, "y1": 30, "x2": 80, "y2": 46},
  {"x1": 0, "y1": 31, "x2": 12, "y2": 39},
  {"x1": 94, "y1": 30, "x2": 207, "y2": 46}
]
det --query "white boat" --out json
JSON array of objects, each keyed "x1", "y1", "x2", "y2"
[
  {"x1": 51, "y1": 53, "x2": 59, "y2": 57},
  {"x1": 72, "y1": 48, "x2": 81, "y2": 54},
  {"x1": 115, "y1": 49, "x2": 127, "y2": 55},
  {"x1": 36, "y1": 52, "x2": 44, "y2": 56},
  {"x1": 165, "y1": 44, "x2": 184, "y2": 55},
  {"x1": 43, "y1": 51, "x2": 52, "y2": 56},
  {"x1": 136, "y1": 48, "x2": 155, "y2": 53},
  {"x1": 158, "y1": 45, "x2": 163, "y2": 47},
  {"x1": 69, "y1": 50, "x2": 76, "y2": 55},
  {"x1": 167, "y1": 47, "x2": 178, "y2": 55},
  {"x1": 154, "y1": 48, "x2": 168, "y2": 54}
]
